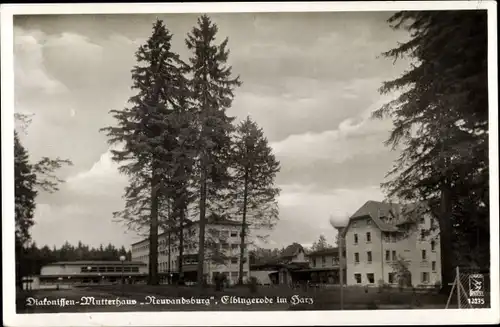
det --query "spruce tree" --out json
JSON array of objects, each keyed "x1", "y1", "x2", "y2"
[
  {"x1": 101, "y1": 19, "x2": 187, "y2": 285},
  {"x1": 230, "y1": 116, "x2": 280, "y2": 284},
  {"x1": 185, "y1": 15, "x2": 242, "y2": 286},
  {"x1": 373, "y1": 11, "x2": 489, "y2": 290}
]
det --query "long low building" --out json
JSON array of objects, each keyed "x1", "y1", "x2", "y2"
[{"x1": 32, "y1": 260, "x2": 148, "y2": 288}]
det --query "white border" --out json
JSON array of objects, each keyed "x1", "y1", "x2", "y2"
[{"x1": 1, "y1": 2, "x2": 498, "y2": 326}]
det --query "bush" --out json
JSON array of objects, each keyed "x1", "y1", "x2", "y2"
[
  {"x1": 248, "y1": 276, "x2": 258, "y2": 293},
  {"x1": 377, "y1": 279, "x2": 390, "y2": 293},
  {"x1": 213, "y1": 273, "x2": 227, "y2": 291}
]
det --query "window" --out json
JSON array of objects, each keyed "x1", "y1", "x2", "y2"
[
  {"x1": 322, "y1": 256, "x2": 326, "y2": 265},
  {"x1": 230, "y1": 231, "x2": 238, "y2": 237},
  {"x1": 132, "y1": 267, "x2": 139, "y2": 273},
  {"x1": 385, "y1": 250, "x2": 390, "y2": 261},
  {"x1": 431, "y1": 240, "x2": 436, "y2": 251},
  {"x1": 221, "y1": 243, "x2": 229, "y2": 250},
  {"x1": 420, "y1": 229, "x2": 425, "y2": 241},
  {"x1": 354, "y1": 274, "x2": 362, "y2": 284},
  {"x1": 231, "y1": 271, "x2": 238, "y2": 278},
  {"x1": 421, "y1": 250, "x2": 427, "y2": 261},
  {"x1": 231, "y1": 257, "x2": 238, "y2": 264},
  {"x1": 367, "y1": 219, "x2": 372, "y2": 225},
  {"x1": 366, "y1": 232, "x2": 371, "y2": 243},
  {"x1": 231, "y1": 244, "x2": 238, "y2": 250},
  {"x1": 366, "y1": 273, "x2": 375, "y2": 284},
  {"x1": 432, "y1": 261, "x2": 436, "y2": 271},
  {"x1": 98, "y1": 267, "x2": 106, "y2": 272},
  {"x1": 354, "y1": 234, "x2": 358, "y2": 244},
  {"x1": 243, "y1": 272, "x2": 248, "y2": 277},
  {"x1": 421, "y1": 272, "x2": 429, "y2": 283},
  {"x1": 388, "y1": 272, "x2": 395, "y2": 284},
  {"x1": 367, "y1": 251, "x2": 372, "y2": 263},
  {"x1": 420, "y1": 217, "x2": 425, "y2": 224},
  {"x1": 354, "y1": 253, "x2": 360, "y2": 264},
  {"x1": 392, "y1": 250, "x2": 397, "y2": 261},
  {"x1": 313, "y1": 258, "x2": 317, "y2": 267}
]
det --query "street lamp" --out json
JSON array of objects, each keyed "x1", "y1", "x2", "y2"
[
  {"x1": 119, "y1": 255, "x2": 126, "y2": 295},
  {"x1": 87, "y1": 266, "x2": 92, "y2": 284},
  {"x1": 330, "y1": 216, "x2": 347, "y2": 311}
]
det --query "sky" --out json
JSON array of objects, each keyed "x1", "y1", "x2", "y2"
[{"x1": 13, "y1": 11, "x2": 411, "y2": 250}]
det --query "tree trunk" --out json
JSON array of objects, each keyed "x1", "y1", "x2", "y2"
[
  {"x1": 438, "y1": 181, "x2": 454, "y2": 294},
  {"x1": 167, "y1": 200, "x2": 172, "y2": 284},
  {"x1": 197, "y1": 161, "x2": 208, "y2": 288},
  {"x1": 238, "y1": 168, "x2": 249, "y2": 285},
  {"x1": 148, "y1": 164, "x2": 160, "y2": 285},
  {"x1": 178, "y1": 207, "x2": 185, "y2": 285}
]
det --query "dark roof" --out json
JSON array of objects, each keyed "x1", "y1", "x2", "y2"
[
  {"x1": 45, "y1": 261, "x2": 146, "y2": 266},
  {"x1": 341, "y1": 200, "x2": 428, "y2": 236},
  {"x1": 307, "y1": 248, "x2": 339, "y2": 257},
  {"x1": 297, "y1": 267, "x2": 339, "y2": 272},
  {"x1": 281, "y1": 242, "x2": 304, "y2": 258}
]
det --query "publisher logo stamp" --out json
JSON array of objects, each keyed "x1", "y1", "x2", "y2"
[{"x1": 468, "y1": 274, "x2": 484, "y2": 297}]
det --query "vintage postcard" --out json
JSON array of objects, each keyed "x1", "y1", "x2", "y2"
[{"x1": 1, "y1": 1, "x2": 498, "y2": 326}]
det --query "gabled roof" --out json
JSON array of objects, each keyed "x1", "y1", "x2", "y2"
[
  {"x1": 307, "y1": 248, "x2": 339, "y2": 257},
  {"x1": 342, "y1": 200, "x2": 427, "y2": 235},
  {"x1": 350, "y1": 200, "x2": 400, "y2": 232},
  {"x1": 281, "y1": 242, "x2": 304, "y2": 258}
]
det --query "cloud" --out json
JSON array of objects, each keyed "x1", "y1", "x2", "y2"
[
  {"x1": 65, "y1": 148, "x2": 126, "y2": 196},
  {"x1": 31, "y1": 148, "x2": 130, "y2": 248},
  {"x1": 268, "y1": 185, "x2": 384, "y2": 247},
  {"x1": 270, "y1": 100, "x2": 393, "y2": 164},
  {"x1": 14, "y1": 27, "x2": 68, "y2": 95}
]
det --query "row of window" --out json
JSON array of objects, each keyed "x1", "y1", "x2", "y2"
[
  {"x1": 351, "y1": 217, "x2": 426, "y2": 229},
  {"x1": 134, "y1": 230, "x2": 240, "y2": 252},
  {"x1": 136, "y1": 242, "x2": 246, "y2": 255},
  {"x1": 79, "y1": 266, "x2": 140, "y2": 273},
  {"x1": 354, "y1": 271, "x2": 432, "y2": 284},
  {"x1": 312, "y1": 257, "x2": 340, "y2": 267},
  {"x1": 353, "y1": 250, "x2": 437, "y2": 264}
]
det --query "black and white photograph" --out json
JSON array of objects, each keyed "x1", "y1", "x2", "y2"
[{"x1": 2, "y1": 2, "x2": 498, "y2": 326}]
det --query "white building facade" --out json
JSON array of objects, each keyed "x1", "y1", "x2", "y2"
[
  {"x1": 131, "y1": 217, "x2": 250, "y2": 285},
  {"x1": 343, "y1": 201, "x2": 442, "y2": 288}
]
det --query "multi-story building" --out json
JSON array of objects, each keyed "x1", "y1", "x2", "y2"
[
  {"x1": 306, "y1": 248, "x2": 346, "y2": 284},
  {"x1": 342, "y1": 200, "x2": 441, "y2": 287},
  {"x1": 131, "y1": 214, "x2": 250, "y2": 285}
]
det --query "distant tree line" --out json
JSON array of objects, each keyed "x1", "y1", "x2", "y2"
[{"x1": 18, "y1": 241, "x2": 131, "y2": 277}]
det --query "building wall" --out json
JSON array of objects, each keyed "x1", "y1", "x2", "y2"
[
  {"x1": 291, "y1": 250, "x2": 306, "y2": 263},
  {"x1": 131, "y1": 222, "x2": 251, "y2": 284},
  {"x1": 345, "y1": 215, "x2": 441, "y2": 287},
  {"x1": 309, "y1": 254, "x2": 339, "y2": 269},
  {"x1": 40, "y1": 263, "x2": 148, "y2": 276},
  {"x1": 345, "y1": 217, "x2": 384, "y2": 285}
]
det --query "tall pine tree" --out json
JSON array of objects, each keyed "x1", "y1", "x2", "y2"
[
  {"x1": 101, "y1": 19, "x2": 188, "y2": 285},
  {"x1": 373, "y1": 11, "x2": 489, "y2": 290},
  {"x1": 230, "y1": 116, "x2": 280, "y2": 284},
  {"x1": 185, "y1": 15, "x2": 242, "y2": 287}
]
